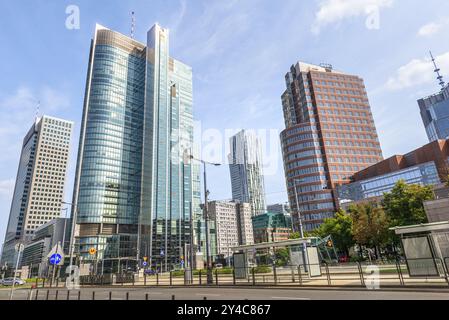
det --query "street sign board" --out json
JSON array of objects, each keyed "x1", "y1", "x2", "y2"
[
  {"x1": 15, "y1": 243, "x2": 24, "y2": 252},
  {"x1": 49, "y1": 253, "x2": 62, "y2": 266}
]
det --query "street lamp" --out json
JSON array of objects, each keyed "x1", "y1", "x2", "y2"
[
  {"x1": 188, "y1": 152, "x2": 221, "y2": 285},
  {"x1": 62, "y1": 201, "x2": 79, "y2": 268},
  {"x1": 292, "y1": 179, "x2": 309, "y2": 273}
]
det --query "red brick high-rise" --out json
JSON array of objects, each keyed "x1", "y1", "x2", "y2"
[{"x1": 280, "y1": 62, "x2": 383, "y2": 231}]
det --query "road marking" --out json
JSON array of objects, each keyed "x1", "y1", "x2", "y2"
[{"x1": 271, "y1": 296, "x2": 311, "y2": 300}]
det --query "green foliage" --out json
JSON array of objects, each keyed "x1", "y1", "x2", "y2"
[
  {"x1": 274, "y1": 248, "x2": 290, "y2": 266},
  {"x1": 349, "y1": 203, "x2": 390, "y2": 251},
  {"x1": 315, "y1": 209, "x2": 355, "y2": 256},
  {"x1": 252, "y1": 266, "x2": 272, "y2": 274},
  {"x1": 382, "y1": 180, "x2": 433, "y2": 227}
]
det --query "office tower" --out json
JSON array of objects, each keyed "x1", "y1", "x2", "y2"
[
  {"x1": 229, "y1": 130, "x2": 267, "y2": 217},
  {"x1": 208, "y1": 201, "x2": 254, "y2": 263},
  {"x1": 280, "y1": 62, "x2": 383, "y2": 231},
  {"x1": 72, "y1": 24, "x2": 200, "y2": 272},
  {"x1": 0, "y1": 116, "x2": 73, "y2": 267},
  {"x1": 267, "y1": 203, "x2": 291, "y2": 215},
  {"x1": 418, "y1": 52, "x2": 449, "y2": 142}
]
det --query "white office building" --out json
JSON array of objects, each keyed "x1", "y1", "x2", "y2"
[{"x1": 0, "y1": 116, "x2": 73, "y2": 267}]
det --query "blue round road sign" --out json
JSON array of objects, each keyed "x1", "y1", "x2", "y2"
[
  {"x1": 142, "y1": 261, "x2": 148, "y2": 267},
  {"x1": 49, "y1": 253, "x2": 62, "y2": 265}
]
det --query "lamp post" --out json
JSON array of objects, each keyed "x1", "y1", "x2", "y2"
[
  {"x1": 62, "y1": 201, "x2": 79, "y2": 268},
  {"x1": 187, "y1": 152, "x2": 221, "y2": 285},
  {"x1": 293, "y1": 179, "x2": 309, "y2": 273}
]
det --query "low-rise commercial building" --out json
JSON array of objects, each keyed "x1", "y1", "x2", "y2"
[
  {"x1": 252, "y1": 212, "x2": 292, "y2": 244},
  {"x1": 337, "y1": 139, "x2": 449, "y2": 208}
]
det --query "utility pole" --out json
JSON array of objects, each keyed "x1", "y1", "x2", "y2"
[
  {"x1": 9, "y1": 243, "x2": 24, "y2": 300},
  {"x1": 293, "y1": 179, "x2": 309, "y2": 273}
]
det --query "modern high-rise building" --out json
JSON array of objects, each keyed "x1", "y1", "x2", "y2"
[
  {"x1": 280, "y1": 62, "x2": 383, "y2": 231},
  {"x1": 1, "y1": 116, "x2": 73, "y2": 267},
  {"x1": 72, "y1": 23, "x2": 200, "y2": 272},
  {"x1": 418, "y1": 52, "x2": 449, "y2": 142},
  {"x1": 229, "y1": 130, "x2": 267, "y2": 217},
  {"x1": 208, "y1": 201, "x2": 254, "y2": 263}
]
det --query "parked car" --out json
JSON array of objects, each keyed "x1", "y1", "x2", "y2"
[
  {"x1": 1, "y1": 277, "x2": 25, "y2": 286},
  {"x1": 215, "y1": 263, "x2": 223, "y2": 269}
]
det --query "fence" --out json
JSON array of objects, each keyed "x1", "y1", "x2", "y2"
[{"x1": 26, "y1": 258, "x2": 449, "y2": 289}]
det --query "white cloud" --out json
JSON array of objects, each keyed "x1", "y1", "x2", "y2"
[
  {"x1": 312, "y1": 0, "x2": 394, "y2": 33},
  {"x1": 385, "y1": 52, "x2": 449, "y2": 91},
  {"x1": 417, "y1": 18, "x2": 449, "y2": 37},
  {"x1": 0, "y1": 179, "x2": 14, "y2": 197}
]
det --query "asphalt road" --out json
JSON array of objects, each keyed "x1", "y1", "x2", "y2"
[{"x1": 1, "y1": 287, "x2": 449, "y2": 300}]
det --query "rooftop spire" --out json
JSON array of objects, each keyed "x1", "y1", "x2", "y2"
[
  {"x1": 430, "y1": 50, "x2": 446, "y2": 89},
  {"x1": 131, "y1": 11, "x2": 135, "y2": 39}
]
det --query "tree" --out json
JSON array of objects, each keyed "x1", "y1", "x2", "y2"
[
  {"x1": 349, "y1": 203, "x2": 390, "y2": 259},
  {"x1": 382, "y1": 180, "x2": 434, "y2": 227},
  {"x1": 314, "y1": 209, "x2": 355, "y2": 257}
]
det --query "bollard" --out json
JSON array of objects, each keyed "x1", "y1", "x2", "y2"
[
  {"x1": 67, "y1": 290, "x2": 70, "y2": 300},
  {"x1": 92, "y1": 291, "x2": 95, "y2": 301},
  {"x1": 170, "y1": 271, "x2": 173, "y2": 286},
  {"x1": 109, "y1": 291, "x2": 112, "y2": 300},
  {"x1": 203, "y1": 296, "x2": 207, "y2": 300},
  {"x1": 172, "y1": 295, "x2": 175, "y2": 300},
  {"x1": 46, "y1": 290, "x2": 49, "y2": 300},
  {"x1": 132, "y1": 275, "x2": 135, "y2": 286},
  {"x1": 78, "y1": 291, "x2": 81, "y2": 300},
  {"x1": 145, "y1": 293, "x2": 149, "y2": 301},
  {"x1": 156, "y1": 272, "x2": 159, "y2": 286},
  {"x1": 144, "y1": 273, "x2": 147, "y2": 286},
  {"x1": 215, "y1": 269, "x2": 219, "y2": 286},
  {"x1": 199, "y1": 270, "x2": 202, "y2": 286},
  {"x1": 232, "y1": 268, "x2": 236, "y2": 285},
  {"x1": 298, "y1": 266, "x2": 303, "y2": 286},
  {"x1": 325, "y1": 263, "x2": 331, "y2": 286},
  {"x1": 55, "y1": 290, "x2": 59, "y2": 300},
  {"x1": 35, "y1": 289, "x2": 39, "y2": 301},
  {"x1": 273, "y1": 265, "x2": 278, "y2": 285},
  {"x1": 252, "y1": 268, "x2": 256, "y2": 286},
  {"x1": 126, "y1": 292, "x2": 129, "y2": 300}
]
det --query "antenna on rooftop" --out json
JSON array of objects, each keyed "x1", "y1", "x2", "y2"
[
  {"x1": 35, "y1": 100, "x2": 41, "y2": 122},
  {"x1": 131, "y1": 11, "x2": 135, "y2": 39},
  {"x1": 430, "y1": 50, "x2": 446, "y2": 89}
]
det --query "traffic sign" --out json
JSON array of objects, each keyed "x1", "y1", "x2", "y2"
[
  {"x1": 89, "y1": 247, "x2": 97, "y2": 255},
  {"x1": 15, "y1": 243, "x2": 24, "y2": 252},
  {"x1": 49, "y1": 253, "x2": 62, "y2": 265},
  {"x1": 142, "y1": 261, "x2": 148, "y2": 267}
]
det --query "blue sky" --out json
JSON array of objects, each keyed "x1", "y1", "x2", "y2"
[{"x1": 1, "y1": 0, "x2": 449, "y2": 243}]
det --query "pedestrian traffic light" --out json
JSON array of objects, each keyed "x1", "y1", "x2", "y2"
[{"x1": 327, "y1": 240, "x2": 333, "y2": 248}]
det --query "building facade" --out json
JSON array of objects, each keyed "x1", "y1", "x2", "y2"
[
  {"x1": 1, "y1": 116, "x2": 73, "y2": 267},
  {"x1": 72, "y1": 24, "x2": 200, "y2": 272},
  {"x1": 337, "y1": 139, "x2": 449, "y2": 207},
  {"x1": 267, "y1": 203, "x2": 291, "y2": 215},
  {"x1": 229, "y1": 130, "x2": 267, "y2": 216},
  {"x1": 418, "y1": 84, "x2": 449, "y2": 142},
  {"x1": 251, "y1": 212, "x2": 292, "y2": 244},
  {"x1": 20, "y1": 218, "x2": 69, "y2": 277},
  {"x1": 208, "y1": 201, "x2": 254, "y2": 262},
  {"x1": 280, "y1": 62, "x2": 383, "y2": 231}
]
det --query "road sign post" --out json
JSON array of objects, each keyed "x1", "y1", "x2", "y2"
[{"x1": 9, "y1": 243, "x2": 24, "y2": 300}]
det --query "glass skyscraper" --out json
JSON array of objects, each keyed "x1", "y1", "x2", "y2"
[
  {"x1": 418, "y1": 84, "x2": 449, "y2": 142},
  {"x1": 72, "y1": 24, "x2": 200, "y2": 272}
]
